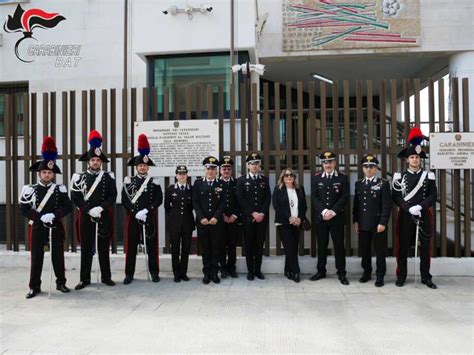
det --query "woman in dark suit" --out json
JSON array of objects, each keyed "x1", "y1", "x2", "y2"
[{"x1": 272, "y1": 168, "x2": 307, "y2": 282}]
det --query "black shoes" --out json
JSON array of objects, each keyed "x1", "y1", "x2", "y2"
[
  {"x1": 293, "y1": 273, "x2": 300, "y2": 283},
  {"x1": 152, "y1": 275, "x2": 160, "y2": 283},
  {"x1": 174, "y1": 275, "x2": 181, "y2": 283},
  {"x1": 255, "y1": 272, "x2": 265, "y2": 280},
  {"x1": 247, "y1": 273, "x2": 255, "y2": 281},
  {"x1": 123, "y1": 276, "x2": 133, "y2": 285},
  {"x1": 309, "y1": 272, "x2": 326, "y2": 281},
  {"x1": 395, "y1": 278, "x2": 405, "y2": 287},
  {"x1": 220, "y1": 271, "x2": 228, "y2": 279},
  {"x1": 339, "y1": 276, "x2": 350, "y2": 285},
  {"x1": 74, "y1": 280, "x2": 91, "y2": 290},
  {"x1": 422, "y1": 279, "x2": 437, "y2": 289},
  {"x1": 26, "y1": 288, "x2": 41, "y2": 299},
  {"x1": 375, "y1": 276, "x2": 384, "y2": 287},
  {"x1": 102, "y1": 279, "x2": 116, "y2": 286},
  {"x1": 203, "y1": 275, "x2": 211, "y2": 284},
  {"x1": 359, "y1": 274, "x2": 372, "y2": 283},
  {"x1": 211, "y1": 275, "x2": 221, "y2": 284},
  {"x1": 181, "y1": 275, "x2": 190, "y2": 282},
  {"x1": 229, "y1": 270, "x2": 238, "y2": 278},
  {"x1": 56, "y1": 284, "x2": 71, "y2": 293}
]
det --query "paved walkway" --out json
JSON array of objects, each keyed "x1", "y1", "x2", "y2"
[{"x1": 0, "y1": 268, "x2": 473, "y2": 354}]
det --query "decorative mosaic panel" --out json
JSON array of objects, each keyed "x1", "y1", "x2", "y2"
[{"x1": 282, "y1": 0, "x2": 420, "y2": 51}]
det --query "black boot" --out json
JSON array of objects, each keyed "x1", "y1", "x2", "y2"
[
  {"x1": 102, "y1": 279, "x2": 116, "y2": 286},
  {"x1": 338, "y1": 276, "x2": 350, "y2": 285},
  {"x1": 395, "y1": 277, "x2": 405, "y2": 287},
  {"x1": 293, "y1": 273, "x2": 300, "y2": 283},
  {"x1": 74, "y1": 280, "x2": 90, "y2": 290},
  {"x1": 255, "y1": 272, "x2": 265, "y2": 280},
  {"x1": 56, "y1": 284, "x2": 71, "y2": 293},
  {"x1": 246, "y1": 273, "x2": 255, "y2": 281},
  {"x1": 123, "y1": 275, "x2": 133, "y2": 285},
  {"x1": 229, "y1": 270, "x2": 238, "y2": 278},
  {"x1": 375, "y1": 276, "x2": 384, "y2": 287},
  {"x1": 422, "y1": 278, "x2": 437, "y2": 289},
  {"x1": 359, "y1": 273, "x2": 372, "y2": 283},
  {"x1": 181, "y1": 275, "x2": 190, "y2": 281},
  {"x1": 309, "y1": 272, "x2": 326, "y2": 281},
  {"x1": 203, "y1": 275, "x2": 211, "y2": 284},
  {"x1": 212, "y1": 274, "x2": 221, "y2": 284},
  {"x1": 26, "y1": 288, "x2": 41, "y2": 299}
]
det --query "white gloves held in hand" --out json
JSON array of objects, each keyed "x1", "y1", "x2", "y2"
[
  {"x1": 88, "y1": 206, "x2": 104, "y2": 218},
  {"x1": 408, "y1": 205, "x2": 422, "y2": 217},
  {"x1": 40, "y1": 213, "x2": 55, "y2": 224},
  {"x1": 135, "y1": 208, "x2": 148, "y2": 222}
]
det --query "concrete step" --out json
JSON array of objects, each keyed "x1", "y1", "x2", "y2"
[{"x1": 0, "y1": 251, "x2": 472, "y2": 276}]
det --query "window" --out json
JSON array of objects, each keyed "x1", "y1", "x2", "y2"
[
  {"x1": 148, "y1": 52, "x2": 248, "y2": 119},
  {"x1": 0, "y1": 83, "x2": 28, "y2": 137}
]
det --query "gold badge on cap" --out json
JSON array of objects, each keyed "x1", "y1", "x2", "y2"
[
  {"x1": 324, "y1": 152, "x2": 331, "y2": 158},
  {"x1": 209, "y1": 157, "x2": 216, "y2": 163},
  {"x1": 47, "y1": 161, "x2": 54, "y2": 169},
  {"x1": 252, "y1": 153, "x2": 257, "y2": 158},
  {"x1": 367, "y1": 156, "x2": 373, "y2": 162}
]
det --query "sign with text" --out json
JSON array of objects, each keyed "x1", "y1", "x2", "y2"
[
  {"x1": 134, "y1": 120, "x2": 219, "y2": 176},
  {"x1": 429, "y1": 132, "x2": 474, "y2": 169}
]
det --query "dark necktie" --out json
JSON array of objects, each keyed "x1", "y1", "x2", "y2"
[{"x1": 181, "y1": 185, "x2": 185, "y2": 191}]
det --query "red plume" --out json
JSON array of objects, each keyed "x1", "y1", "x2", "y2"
[
  {"x1": 137, "y1": 134, "x2": 150, "y2": 156},
  {"x1": 88, "y1": 130, "x2": 102, "y2": 148},
  {"x1": 41, "y1": 136, "x2": 58, "y2": 161},
  {"x1": 407, "y1": 127, "x2": 425, "y2": 146}
]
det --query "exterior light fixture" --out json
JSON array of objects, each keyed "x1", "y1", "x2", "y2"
[{"x1": 311, "y1": 73, "x2": 333, "y2": 85}]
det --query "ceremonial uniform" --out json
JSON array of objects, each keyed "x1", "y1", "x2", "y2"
[
  {"x1": 71, "y1": 130, "x2": 117, "y2": 289},
  {"x1": 392, "y1": 129, "x2": 437, "y2": 288},
  {"x1": 353, "y1": 155, "x2": 392, "y2": 286},
  {"x1": 164, "y1": 165, "x2": 195, "y2": 281},
  {"x1": 236, "y1": 153, "x2": 271, "y2": 280},
  {"x1": 193, "y1": 157, "x2": 226, "y2": 283},
  {"x1": 311, "y1": 151, "x2": 349, "y2": 284},
  {"x1": 20, "y1": 137, "x2": 72, "y2": 298},
  {"x1": 218, "y1": 156, "x2": 240, "y2": 278},
  {"x1": 122, "y1": 134, "x2": 162, "y2": 283}
]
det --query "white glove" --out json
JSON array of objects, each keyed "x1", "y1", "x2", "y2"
[
  {"x1": 88, "y1": 206, "x2": 104, "y2": 218},
  {"x1": 408, "y1": 205, "x2": 422, "y2": 217},
  {"x1": 135, "y1": 208, "x2": 148, "y2": 222},
  {"x1": 40, "y1": 213, "x2": 55, "y2": 224}
]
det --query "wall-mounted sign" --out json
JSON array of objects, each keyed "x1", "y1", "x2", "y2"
[
  {"x1": 429, "y1": 132, "x2": 474, "y2": 169},
  {"x1": 134, "y1": 119, "x2": 219, "y2": 177}
]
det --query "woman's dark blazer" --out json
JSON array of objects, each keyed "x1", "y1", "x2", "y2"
[{"x1": 272, "y1": 185, "x2": 307, "y2": 225}]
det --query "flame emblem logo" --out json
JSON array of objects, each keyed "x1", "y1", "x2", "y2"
[{"x1": 3, "y1": 4, "x2": 66, "y2": 63}]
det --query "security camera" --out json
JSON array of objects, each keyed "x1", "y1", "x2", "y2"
[
  {"x1": 231, "y1": 64, "x2": 242, "y2": 74},
  {"x1": 253, "y1": 64, "x2": 265, "y2": 75},
  {"x1": 162, "y1": 6, "x2": 178, "y2": 15}
]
